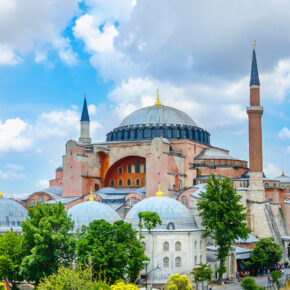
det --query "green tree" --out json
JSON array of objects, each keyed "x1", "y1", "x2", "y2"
[
  {"x1": 20, "y1": 202, "x2": 76, "y2": 284},
  {"x1": 191, "y1": 263, "x2": 212, "y2": 287},
  {"x1": 240, "y1": 277, "x2": 263, "y2": 290},
  {"x1": 76, "y1": 219, "x2": 148, "y2": 283},
  {"x1": 197, "y1": 175, "x2": 251, "y2": 283},
  {"x1": 37, "y1": 266, "x2": 111, "y2": 290},
  {"x1": 137, "y1": 211, "x2": 162, "y2": 241},
  {"x1": 0, "y1": 231, "x2": 25, "y2": 289},
  {"x1": 250, "y1": 238, "x2": 282, "y2": 269},
  {"x1": 166, "y1": 274, "x2": 192, "y2": 290},
  {"x1": 271, "y1": 270, "x2": 282, "y2": 289}
]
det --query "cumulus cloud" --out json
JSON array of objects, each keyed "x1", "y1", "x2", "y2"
[
  {"x1": 36, "y1": 179, "x2": 49, "y2": 189},
  {"x1": 264, "y1": 162, "x2": 281, "y2": 178},
  {"x1": 278, "y1": 127, "x2": 290, "y2": 139},
  {"x1": 0, "y1": 0, "x2": 80, "y2": 66},
  {"x1": 0, "y1": 163, "x2": 26, "y2": 180}
]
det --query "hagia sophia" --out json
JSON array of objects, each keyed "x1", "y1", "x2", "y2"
[{"x1": 1, "y1": 43, "x2": 290, "y2": 282}]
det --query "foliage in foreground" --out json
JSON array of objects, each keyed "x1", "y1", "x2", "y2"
[
  {"x1": 20, "y1": 202, "x2": 76, "y2": 284},
  {"x1": 37, "y1": 266, "x2": 139, "y2": 289},
  {"x1": 137, "y1": 211, "x2": 162, "y2": 240},
  {"x1": 191, "y1": 263, "x2": 212, "y2": 283},
  {"x1": 197, "y1": 175, "x2": 251, "y2": 283},
  {"x1": 250, "y1": 238, "x2": 282, "y2": 269},
  {"x1": 240, "y1": 277, "x2": 264, "y2": 290},
  {"x1": 0, "y1": 231, "x2": 25, "y2": 289},
  {"x1": 166, "y1": 274, "x2": 192, "y2": 290},
  {"x1": 271, "y1": 270, "x2": 282, "y2": 287},
  {"x1": 77, "y1": 219, "x2": 148, "y2": 283}
]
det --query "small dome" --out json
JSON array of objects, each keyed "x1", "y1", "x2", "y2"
[
  {"x1": 120, "y1": 105, "x2": 196, "y2": 127},
  {"x1": 68, "y1": 201, "x2": 121, "y2": 231},
  {"x1": 274, "y1": 174, "x2": 290, "y2": 183},
  {"x1": 195, "y1": 148, "x2": 236, "y2": 160},
  {"x1": 147, "y1": 267, "x2": 170, "y2": 285},
  {"x1": 125, "y1": 196, "x2": 197, "y2": 230},
  {"x1": 56, "y1": 167, "x2": 63, "y2": 172},
  {"x1": 0, "y1": 197, "x2": 27, "y2": 232}
]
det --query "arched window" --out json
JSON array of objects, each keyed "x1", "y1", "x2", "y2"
[
  {"x1": 38, "y1": 195, "x2": 44, "y2": 203},
  {"x1": 110, "y1": 180, "x2": 115, "y2": 187},
  {"x1": 95, "y1": 184, "x2": 99, "y2": 191},
  {"x1": 141, "y1": 242, "x2": 146, "y2": 250},
  {"x1": 127, "y1": 163, "x2": 132, "y2": 173},
  {"x1": 200, "y1": 255, "x2": 203, "y2": 263},
  {"x1": 167, "y1": 222, "x2": 175, "y2": 230},
  {"x1": 194, "y1": 241, "x2": 197, "y2": 249},
  {"x1": 127, "y1": 179, "x2": 131, "y2": 186},
  {"x1": 181, "y1": 196, "x2": 187, "y2": 206},
  {"x1": 163, "y1": 242, "x2": 169, "y2": 251},
  {"x1": 265, "y1": 183, "x2": 269, "y2": 188},
  {"x1": 194, "y1": 255, "x2": 197, "y2": 265},
  {"x1": 118, "y1": 179, "x2": 123, "y2": 186},
  {"x1": 163, "y1": 257, "x2": 169, "y2": 268},
  {"x1": 273, "y1": 183, "x2": 277, "y2": 187},
  {"x1": 129, "y1": 197, "x2": 138, "y2": 206},
  {"x1": 30, "y1": 199, "x2": 35, "y2": 207},
  {"x1": 200, "y1": 240, "x2": 202, "y2": 249},
  {"x1": 118, "y1": 167, "x2": 123, "y2": 175},
  {"x1": 175, "y1": 257, "x2": 181, "y2": 267},
  {"x1": 136, "y1": 178, "x2": 140, "y2": 186},
  {"x1": 135, "y1": 159, "x2": 140, "y2": 173},
  {"x1": 175, "y1": 241, "x2": 181, "y2": 251}
]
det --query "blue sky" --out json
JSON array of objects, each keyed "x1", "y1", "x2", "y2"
[{"x1": 0, "y1": 0, "x2": 289, "y2": 196}]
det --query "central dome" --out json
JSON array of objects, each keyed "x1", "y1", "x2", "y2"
[
  {"x1": 120, "y1": 105, "x2": 196, "y2": 127},
  {"x1": 106, "y1": 101, "x2": 210, "y2": 145}
]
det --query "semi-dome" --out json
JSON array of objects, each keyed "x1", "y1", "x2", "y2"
[
  {"x1": 106, "y1": 103, "x2": 210, "y2": 145},
  {"x1": 120, "y1": 105, "x2": 196, "y2": 127},
  {"x1": 0, "y1": 197, "x2": 28, "y2": 232},
  {"x1": 68, "y1": 200, "x2": 121, "y2": 231},
  {"x1": 125, "y1": 196, "x2": 197, "y2": 231}
]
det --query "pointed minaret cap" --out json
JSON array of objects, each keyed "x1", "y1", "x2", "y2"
[
  {"x1": 89, "y1": 187, "x2": 94, "y2": 201},
  {"x1": 81, "y1": 93, "x2": 90, "y2": 122},
  {"x1": 155, "y1": 89, "x2": 162, "y2": 106},
  {"x1": 250, "y1": 40, "x2": 260, "y2": 86},
  {"x1": 156, "y1": 181, "x2": 164, "y2": 197}
]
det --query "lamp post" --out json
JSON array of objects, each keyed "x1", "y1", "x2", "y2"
[{"x1": 144, "y1": 260, "x2": 149, "y2": 290}]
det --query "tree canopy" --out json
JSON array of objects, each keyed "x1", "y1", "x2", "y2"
[
  {"x1": 137, "y1": 211, "x2": 161, "y2": 241},
  {"x1": 197, "y1": 175, "x2": 250, "y2": 283},
  {"x1": 20, "y1": 202, "x2": 76, "y2": 284},
  {"x1": 191, "y1": 263, "x2": 212, "y2": 283},
  {"x1": 0, "y1": 231, "x2": 25, "y2": 289},
  {"x1": 76, "y1": 219, "x2": 148, "y2": 283},
  {"x1": 166, "y1": 274, "x2": 192, "y2": 290},
  {"x1": 250, "y1": 238, "x2": 282, "y2": 269},
  {"x1": 240, "y1": 277, "x2": 264, "y2": 290}
]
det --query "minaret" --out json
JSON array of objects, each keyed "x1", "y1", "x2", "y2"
[
  {"x1": 79, "y1": 94, "x2": 91, "y2": 145},
  {"x1": 247, "y1": 41, "x2": 264, "y2": 202}
]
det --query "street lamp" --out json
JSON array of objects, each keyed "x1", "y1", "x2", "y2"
[{"x1": 144, "y1": 260, "x2": 150, "y2": 290}]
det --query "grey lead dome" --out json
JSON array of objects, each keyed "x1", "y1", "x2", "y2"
[{"x1": 120, "y1": 105, "x2": 197, "y2": 127}]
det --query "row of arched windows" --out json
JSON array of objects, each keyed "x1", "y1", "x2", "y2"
[
  {"x1": 163, "y1": 241, "x2": 181, "y2": 251},
  {"x1": 110, "y1": 178, "x2": 141, "y2": 187},
  {"x1": 163, "y1": 257, "x2": 182, "y2": 268},
  {"x1": 118, "y1": 160, "x2": 144, "y2": 175}
]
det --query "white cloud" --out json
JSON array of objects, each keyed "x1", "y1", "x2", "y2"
[
  {"x1": 36, "y1": 179, "x2": 49, "y2": 189},
  {"x1": 287, "y1": 146, "x2": 290, "y2": 154},
  {"x1": 0, "y1": 118, "x2": 32, "y2": 152},
  {"x1": 6, "y1": 163, "x2": 24, "y2": 171},
  {"x1": 278, "y1": 127, "x2": 290, "y2": 139},
  {"x1": 0, "y1": 0, "x2": 80, "y2": 66},
  {"x1": 0, "y1": 167, "x2": 26, "y2": 180},
  {"x1": 264, "y1": 162, "x2": 281, "y2": 178}
]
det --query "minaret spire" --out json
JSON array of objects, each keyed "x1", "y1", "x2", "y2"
[
  {"x1": 79, "y1": 93, "x2": 91, "y2": 145},
  {"x1": 250, "y1": 40, "x2": 260, "y2": 86}
]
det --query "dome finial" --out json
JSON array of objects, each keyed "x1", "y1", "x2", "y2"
[
  {"x1": 282, "y1": 169, "x2": 285, "y2": 176},
  {"x1": 156, "y1": 181, "x2": 164, "y2": 196},
  {"x1": 253, "y1": 40, "x2": 256, "y2": 50},
  {"x1": 155, "y1": 89, "x2": 162, "y2": 106},
  {"x1": 89, "y1": 187, "x2": 94, "y2": 201},
  {"x1": 0, "y1": 192, "x2": 3, "y2": 198}
]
